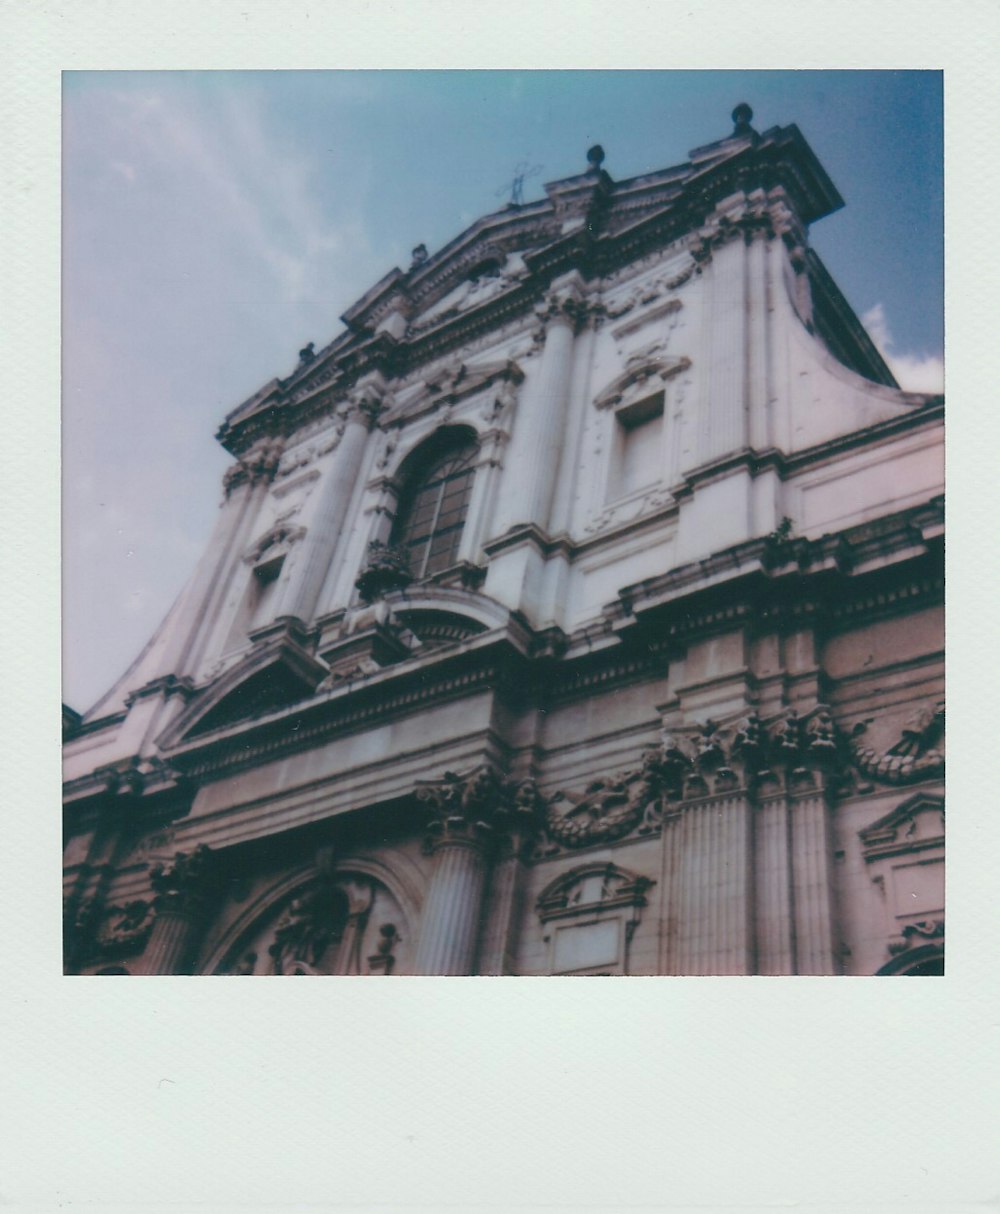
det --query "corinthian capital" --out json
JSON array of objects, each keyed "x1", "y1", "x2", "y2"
[
  {"x1": 536, "y1": 270, "x2": 591, "y2": 329},
  {"x1": 222, "y1": 439, "x2": 284, "y2": 497},
  {"x1": 347, "y1": 371, "x2": 389, "y2": 429},
  {"x1": 148, "y1": 845, "x2": 218, "y2": 915},
  {"x1": 416, "y1": 765, "x2": 544, "y2": 853}
]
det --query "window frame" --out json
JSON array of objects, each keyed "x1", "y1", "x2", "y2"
[{"x1": 391, "y1": 432, "x2": 479, "y2": 582}]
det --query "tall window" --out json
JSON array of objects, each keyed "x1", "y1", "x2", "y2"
[{"x1": 393, "y1": 432, "x2": 478, "y2": 580}]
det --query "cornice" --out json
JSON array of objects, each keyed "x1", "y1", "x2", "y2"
[
  {"x1": 215, "y1": 121, "x2": 859, "y2": 456},
  {"x1": 160, "y1": 626, "x2": 535, "y2": 781}
]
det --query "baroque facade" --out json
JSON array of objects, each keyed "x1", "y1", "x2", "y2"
[{"x1": 63, "y1": 106, "x2": 944, "y2": 977}]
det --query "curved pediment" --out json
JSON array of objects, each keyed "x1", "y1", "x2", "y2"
[
  {"x1": 536, "y1": 861, "x2": 653, "y2": 919},
  {"x1": 594, "y1": 354, "x2": 691, "y2": 411},
  {"x1": 158, "y1": 629, "x2": 328, "y2": 748},
  {"x1": 384, "y1": 585, "x2": 512, "y2": 637}
]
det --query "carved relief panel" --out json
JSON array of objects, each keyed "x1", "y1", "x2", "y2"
[
  {"x1": 859, "y1": 792, "x2": 945, "y2": 971},
  {"x1": 536, "y1": 863, "x2": 654, "y2": 976},
  {"x1": 212, "y1": 871, "x2": 411, "y2": 976}
]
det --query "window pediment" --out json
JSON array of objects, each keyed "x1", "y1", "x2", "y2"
[
  {"x1": 859, "y1": 792, "x2": 944, "y2": 861},
  {"x1": 159, "y1": 630, "x2": 327, "y2": 747},
  {"x1": 594, "y1": 354, "x2": 690, "y2": 412}
]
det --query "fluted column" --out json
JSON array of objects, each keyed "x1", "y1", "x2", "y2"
[
  {"x1": 790, "y1": 780, "x2": 838, "y2": 975},
  {"x1": 657, "y1": 806, "x2": 684, "y2": 975},
  {"x1": 492, "y1": 272, "x2": 585, "y2": 538},
  {"x1": 675, "y1": 792, "x2": 754, "y2": 976},
  {"x1": 414, "y1": 839, "x2": 489, "y2": 976},
  {"x1": 754, "y1": 782, "x2": 795, "y2": 975},
  {"x1": 142, "y1": 845, "x2": 218, "y2": 975},
  {"x1": 278, "y1": 374, "x2": 384, "y2": 624},
  {"x1": 413, "y1": 765, "x2": 523, "y2": 976}
]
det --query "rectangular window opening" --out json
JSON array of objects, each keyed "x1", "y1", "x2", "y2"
[{"x1": 608, "y1": 391, "x2": 665, "y2": 501}]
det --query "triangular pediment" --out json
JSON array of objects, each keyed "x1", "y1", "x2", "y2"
[{"x1": 158, "y1": 629, "x2": 328, "y2": 748}]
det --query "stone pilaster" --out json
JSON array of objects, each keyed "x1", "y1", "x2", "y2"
[
  {"x1": 753, "y1": 779, "x2": 795, "y2": 975},
  {"x1": 475, "y1": 780, "x2": 542, "y2": 976},
  {"x1": 278, "y1": 374, "x2": 384, "y2": 624},
  {"x1": 179, "y1": 441, "x2": 283, "y2": 677},
  {"x1": 657, "y1": 805, "x2": 684, "y2": 975},
  {"x1": 696, "y1": 232, "x2": 749, "y2": 466},
  {"x1": 492, "y1": 272, "x2": 586, "y2": 538},
  {"x1": 754, "y1": 706, "x2": 843, "y2": 975},
  {"x1": 142, "y1": 845, "x2": 218, "y2": 975},
  {"x1": 789, "y1": 776, "x2": 839, "y2": 975}
]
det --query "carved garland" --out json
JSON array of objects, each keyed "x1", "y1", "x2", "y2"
[
  {"x1": 849, "y1": 702, "x2": 944, "y2": 785},
  {"x1": 538, "y1": 706, "x2": 844, "y2": 852}
]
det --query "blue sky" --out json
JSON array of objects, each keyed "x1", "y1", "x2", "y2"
[{"x1": 62, "y1": 70, "x2": 943, "y2": 711}]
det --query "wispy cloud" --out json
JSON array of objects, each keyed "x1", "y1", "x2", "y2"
[
  {"x1": 862, "y1": 303, "x2": 944, "y2": 394},
  {"x1": 104, "y1": 85, "x2": 374, "y2": 309}
]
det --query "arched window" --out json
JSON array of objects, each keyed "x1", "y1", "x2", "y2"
[{"x1": 392, "y1": 431, "x2": 478, "y2": 580}]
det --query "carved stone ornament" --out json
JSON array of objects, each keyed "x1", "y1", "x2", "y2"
[
  {"x1": 268, "y1": 882, "x2": 346, "y2": 975},
  {"x1": 537, "y1": 706, "x2": 848, "y2": 853},
  {"x1": 348, "y1": 378, "x2": 387, "y2": 428},
  {"x1": 888, "y1": 918, "x2": 944, "y2": 957},
  {"x1": 543, "y1": 748, "x2": 674, "y2": 849},
  {"x1": 601, "y1": 260, "x2": 695, "y2": 322},
  {"x1": 354, "y1": 540, "x2": 413, "y2": 603},
  {"x1": 95, "y1": 899, "x2": 156, "y2": 955},
  {"x1": 416, "y1": 765, "x2": 542, "y2": 853},
  {"x1": 367, "y1": 923, "x2": 400, "y2": 975},
  {"x1": 850, "y1": 701, "x2": 945, "y2": 786},
  {"x1": 277, "y1": 420, "x2": 347, "y2": 477},
  {"x1": 244, "y1": 521, "x2": 306, "y2": 565},
  {"x1": 148, "y1": 844, "x2": 218, "y2": 915},
  {"x1": 222, "y1": 439, "x2": 285, "y2": 497},
  {"x1": 536, "y1": 862, "x2": 653, "y2": 922}
]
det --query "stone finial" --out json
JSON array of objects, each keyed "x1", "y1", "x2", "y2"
[
  {"x1": 410, "y1": 243, "x2": 428, "y2": 268},
  {"x1": 298, "y1": 341, "x2": 316, "y2": 365},
  {"x1": 732, "y1": 103, "x2": 754, "y2": 136},
  {"x1": 587, "y1": 144, "x2": 605, "y2": 171}
]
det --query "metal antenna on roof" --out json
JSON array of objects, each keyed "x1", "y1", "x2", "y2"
[{"x1": 494, "y1": 160, "x2": 543, "y2": 207}]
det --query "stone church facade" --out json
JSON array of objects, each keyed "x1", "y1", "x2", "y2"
[{"x1": 63, "y1": 107, "x2": 944, "y2": 977}]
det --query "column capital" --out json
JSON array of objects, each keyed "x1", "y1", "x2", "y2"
[
  {"x1": 416, "y1": 764, "x2": 542, "y2": 853},
  {"x1": 347, "y1": 371, "x2": 390, "y2": 429},
  {"x1": 148, "y1": 844, "x2": 218, "y2": 917},
  {"x1": 222, "y1": 439, "x2": 285, "y2": 497},
  {"x1": 536, "y1": 270, "x2": 591, "y2": 328}
]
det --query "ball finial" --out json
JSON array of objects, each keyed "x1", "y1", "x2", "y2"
[
  {"x1": 586, "y1": 144, "x2": 605, "y2": 170},
  {"x1": 732, "y1": 103, "x2": 754, "y2": 135}
]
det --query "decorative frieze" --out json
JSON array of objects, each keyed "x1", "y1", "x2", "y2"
[{"x1": 533, "y1": 706, "x2": 847, "y2": 858}]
